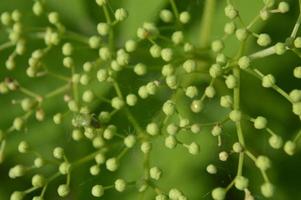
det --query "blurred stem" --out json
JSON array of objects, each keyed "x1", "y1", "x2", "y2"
[
  {"x1": 290, "y1": 0, "x2": 301, "y2": 38},
  {"x1": 0, "y1": 41, "x2": 14, "y2": 51},
  {"x1": 234, "y1": 42, "x2": 246, "y2": 177},
  {"x1": 103, "y1": 4, "x2": 114, "y2": 51},
  {"x1": 169, "y1": 0, "x2": 179, "y2": 20},
  {"x1": 199, "y1": 0, "x2": 216, "y2": 47},
  {"x1": 112, "y1": 81, "x2": 146, "y2": 138}
]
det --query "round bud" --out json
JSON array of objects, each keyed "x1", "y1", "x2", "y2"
[
  {"x1": 115, "y1": 8, "x2": 128, "y2": 21},
  {"x1": 53, "y1": 147, "x2": 64, "y2": 159},
  {"x1": 209, "y1": 64, "x2": 222, "y2": 78},
  {"x1": 57, "y1": 184, "x2": 70, "y2": 197},
  {"x1": 111, "y1": 97, "x2": 124, "y2": 110},
  {"x1": 115, "y1": 179, "x2": 127, "y2": 192},
  {"x1": 262, "y1": 74, "x2": 275, "y2": 88},
  {"x1": 82, "y1": 90, "x2": 94, "y2": 103},
  {"x1": 134, "y1": 63, "x2": 147, "y2": 75},
  {"x1": 179, "y1": 12, "x2": 190, "y2": 24},
  {"x1": 211, "y1": 187, "x2": 226, "y2": 200},
  {"x1": 90, "y1": 165, "x2": 100, "y2": 176},
  {"x1": 33, "y1": 1, "x2": 43, "y2": 16},
  {"x1": 62, "y1": 43, "x2": 73, "y2": 56},
  {"x1": 254, "y1": 116, "x2": 267, "y2": 129},
  {"x1": 185, "y1": 86, "x2": 198, "y2": 98},
  {"x1": 268, "y1": 135, "x2": 283, "y2": 149},
  {"x1": 161, "y1": 48, "x2": 173, "y2": 62},
  {"x1": 13, "y1": 117, "x2": 24, "y2": 131},
  {"x1": 224, "y1": 4, "x2": 238, "y2": 19},
  {"x1": 146, "y1": 123, "x2": 160, "y2": 136},
  {"x1": 278, "y1": 2, "x2": 289, "y2": 13},
  {"x1": 212, "y1": 125, "x2": 222, "y2": 136},
  {"x1": 220, "y1": 95, "x2": 232, "y2": 108},
  {"x1": 10, "y1": 191, "x2": 25, "y2": 200},
  {"x1": 97, "y1": 23, "x2": 109, "y2": 36},
  {"x1": 224, "y1": 22, "x2": 236, "y2": 35},
  {"x1": 211, "y1": 40, "x2": 224, "y2": 53},
  {"x1": 229, "y1": 110, "x2": 242, "y2": 122},
  {"x1": 89, "y1": 36, "x2": 101, "y2": 49},
  {"x1": 191, "y1": 100, "x2": 203, "y2": 113},
  {"x1": 225, "y1": 75, "x2": 237, "y2": 89},
  {"x1": 183, "y1": 59, "x2": 196, "y2": 73},
  {"x1": 160, "y1": 9, "x2": 173, "y2": 23},
  {"x1": 261, "y1": 182, "x2": 274, "y2": 198},
  {"x1": 255, "y1": 155, "x2": 271, "y2": 171},
  {"x1": 53, "y1": 113, "x2": 63, "y2": 125},
  {"x1": 48, "y1": 12, "x2": 59, "y2": 24},
  {"x1": 91, "y1": 185, "x2": 104, "y2": 197},
  {"x1": 162, "y1": 100, "x2": 175, "y2": 116},
  {"x1": 167, "y1": 123, "x2": 178, "y2": 135},
  {"x1": 284, "y1": 140, "x2": 296, "y2": 156},
  {"x1": 34, "y1": 157, "x2": 44, "y2": 168},
  {"x1": 106, "y1": 157, "x2": 119, "y2": 171},
  {"x1": 32, "y1": 174, "x2": 45, "y2": 188},
  {"x1": 274, "y1": 42, "x2": 286, "y2": 55},
  {"x1": 18, "y1": 141, "x2": 29, "y2": 153},
  {"x1": 294, "y1": 37, "x2": 301, "y2": 48},
  {"x1": 141, "y1": 142, "x2": 152, "y2": 154},
  {"x1": 165, "y1": 136, "x2": 177, "y2": 149},
  {"x1": 126, "y1": 94, "x2": 138, "y2": 106},
  {"x1": 96, "y1": 0, "x2": 106, "y2": 6},
  {"x1": 150, "y1": 167, "x2": 162, "y2": 180},
  {"x1": 59, "y1": 162, "x2": 70, "y2": 175},
  {"x1": 235, "y1": 176, "x2": 249, "y2": 190},
  {"x1": 124, "y1": 134, "x2": 136, "y2": 148},
  {"x1": 238, "y1": 56, "x2": 250, "y2": 69},
  {"x1": 206, "y1": 164, "x2": 217, "y2": 174},
  {"x1": 171, "y1": 31, "x2": 184, "y2": 45},
  {"x1": 232, "y1": 142, "x2": 243, "y2": 153},
  {"x1": 257, "y1": 33, "x2": 271, "y2": 47},
  {"x1": 95, "y1": 153, "x2": 105, "y2": 164},
  {"x1": 150, "y1": 45, "x2": 161, "y2": 58},
  {"x1": 235, "y1": 28, "x2": 248, "y2": 41},
  {"x1": 187, "y1": 142, "x2": 200, "y2": 155},
  {"x1": 125, "y1": 40, "x2": 137, "y2": 52},
  {"x1": 219, "y1": 151, "x2": 228, "y2": 161},
  {"x1": 294, "y1": 66, "x2": 301, "y2": 79}
]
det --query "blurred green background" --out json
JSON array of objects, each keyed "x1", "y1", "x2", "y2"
[{"x1": 0, "y1": 0, "x2": 301, "y2": 199}]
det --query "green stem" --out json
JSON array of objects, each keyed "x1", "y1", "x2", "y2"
[
  {"x1": 102, "y1": 4, "x2": 114, "y2": 51},
  {"x1": 169, "y1": 0, "x2": 179, "y2": 20},
  {"x1": 44, "y1": 84, "x2": 70, "y2": 99},
  {"x1": 199, "y1": 0, "x2": 216, "y2": 47},
  {"x1": 0, "y1": 41, "x2": 14, "y2": 51}
]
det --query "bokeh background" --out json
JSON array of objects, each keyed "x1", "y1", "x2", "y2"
[{"x1": 0, "y1": 0, "x2": 301, "y2": 199}]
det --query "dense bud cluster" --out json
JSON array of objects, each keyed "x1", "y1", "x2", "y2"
[{"x1": 0, "y1": 0, "x2": 300, "y2": 199}]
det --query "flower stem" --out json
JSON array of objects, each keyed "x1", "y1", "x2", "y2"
[{"x1": 199, "y1": 0, "x2": 216, "y2": 48}]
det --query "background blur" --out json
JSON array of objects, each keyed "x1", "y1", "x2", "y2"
[{"x1": 0, "y1": 0, "x2": 301, "y2": 199}]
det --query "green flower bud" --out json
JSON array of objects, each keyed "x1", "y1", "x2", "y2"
[
  {"x1": 57, "y1": 184, "x2": 70, "y2": 197},
  {"x1": 254, "y1": 116, "x2": 267, "y2": 129},
  {"x1": 235, "y1": 176, "x2": 249, "y2": 190},
  {"x1": 206, "y1": 164, "x2": 217, "y2": 174},
  {"x1": 92, "y1": 185, "x2": 104, "y2": 197},
  {"x1": 106, "y1": 157, "x2": 119, "y2": 171},
  {"x1": 150, "y1": 167, "x2": 162, "y2": 180},
  {"x1": 160, "y1": 9, "x2": 173, "y2": 23},
  {"x1": 255, "y1": 155, "x2": 271, "y2": 171},
  {"x1": 261, "y1": 182, "x2": 274, "y2": 198},
  {"x1": 115, "y1": 179, "x2": 127, "y2": 192},
  {"x1": 211, "y1": 187, "x2": 226, "y2": 200},
  {"x1": 179, "y1": 11, "x2": 190, "y2": 24},
  {"x1": 146, "y1": 122, "x2": 160, "y2": 136},
  {"x1": 257, "y1": 33, "x2": 271, "y2": 47}
]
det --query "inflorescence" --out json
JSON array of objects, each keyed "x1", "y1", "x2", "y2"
[{"x1": 0, "y1": 0, "x2": 301, "y2": 199}]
